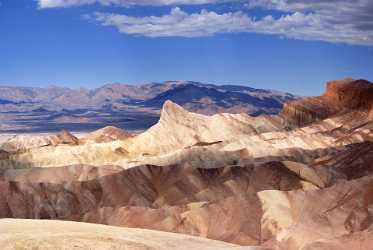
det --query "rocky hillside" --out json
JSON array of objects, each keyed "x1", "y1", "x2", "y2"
[
  {"x1": 0, "y1": 78, "x2": 373, "y2": 250},
  {"x1": 281, "y1": 78, "x2": 373, "y2": 126}
]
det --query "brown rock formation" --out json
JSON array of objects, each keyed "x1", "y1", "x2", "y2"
[
  {"x1": 281, "y1": 78, "x2": 373, "y2": 126},
  {"x1": 0, "y1": 163, "x2": 314, "y2": 245},
  {"x1": 323, "y1": 78, "x2": 373, "y2": 111}
]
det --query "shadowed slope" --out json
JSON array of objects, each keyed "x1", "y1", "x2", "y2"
[
  {"x1": 260, "y1": 175, "x2": 373, "y2": 250},
  {"x1": 0, "y1": 162, "x2": 315, "y2": 245}
]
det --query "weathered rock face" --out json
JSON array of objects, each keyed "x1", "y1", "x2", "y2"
[
  {"x1": 312, "y1": 141, "x2": 373, "y2": 181},
  {"x1": 281, "y1": 99, "x2": 330, "y2": 128},
  {"x1": 0, "y1": 163, "x2": 307, "y2": 215},
  {"x1": 281, "y1": 78, "x2": 373, "y2": 127},
  {"x1": 0, "y1": 163, "x2": 316, "y2": 246},
  {"x1": 261, "y1": 176, "x2": 373, "y2": 250},
  {"x1": 323, "y1": 79, "x2": 373, "y2": 111},
  {"x1": 1, "y1": 79, "x2": 373, "y2": 250}
]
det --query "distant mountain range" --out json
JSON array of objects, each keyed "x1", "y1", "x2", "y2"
[{"x1": 0, "y1": 81, "x2": 296, "y2": 132}]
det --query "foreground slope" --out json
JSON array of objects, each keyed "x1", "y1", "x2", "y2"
[{"x1": 0, "y1": 219, "x2": 263, "y2": 250}]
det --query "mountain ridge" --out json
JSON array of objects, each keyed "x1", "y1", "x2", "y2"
[
  {"x1": 0, "y1": 80, "x2": 296, "y2": 133},
  {"x1": 0, "y1": 81, "x2": 295, "y2": 111}
]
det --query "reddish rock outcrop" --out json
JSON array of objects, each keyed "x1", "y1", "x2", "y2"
[
  {"x1": 281, "y1": 78, "x2": 373, "y2": 126},
  {"x1": 323, "y1": 79, "x2": 373, "y2": 111}
]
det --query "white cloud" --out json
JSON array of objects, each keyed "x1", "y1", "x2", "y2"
[
  {"x1": 89, "y1": 6, "x2": 373, "y2": 46},
  {"x1": 37, "y1": 0, "x2": 225, "y2": 8},
  {"x1": 91, "y1": 8, "x2": 249, "y2": 37}
]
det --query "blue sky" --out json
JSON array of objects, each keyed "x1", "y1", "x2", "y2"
[{"x1": 0, "y1": 0, "x2": 372, "y2": 95}]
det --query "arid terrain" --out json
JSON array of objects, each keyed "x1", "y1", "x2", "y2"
[{"x1": 1, "y1": 78, "x2": 373, "y2": 250}]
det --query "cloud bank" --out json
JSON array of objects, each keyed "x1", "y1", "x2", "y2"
[
  {"x1": 38, "y1": 0, "x2": 373, "y2": 46},
  {"x1": 91, "y1": 5, "x2": 373, "y2": 46}
]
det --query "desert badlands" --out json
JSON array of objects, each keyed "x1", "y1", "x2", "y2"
[{"x1": 1, "y1": 78, "x2": 373, "y2": 250}]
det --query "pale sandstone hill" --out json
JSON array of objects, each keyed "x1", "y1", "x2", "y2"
[
  {"x1": 122, "y1": 100, "x2": 286, "y2": 155},
  {"x1": 0, "y1": 139, "x2": 127, "y2": 169},
  {"x1": 0, "y1": 134, "x2": 52, "y2": 153},
  {"x1": 80, "y1": 126, "x2": 133, "y2": 144},
  {"x1": 0, "y1": 219, "x2": 266, "y2": 250},
  {"x1": 0, "y1": 129, "x2": 78, "y2": 153}
]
